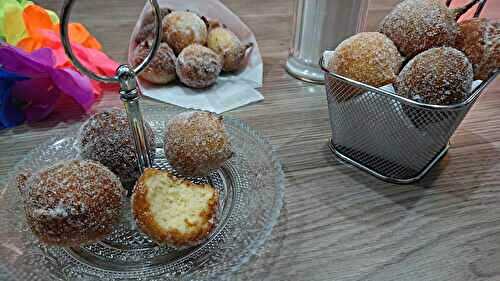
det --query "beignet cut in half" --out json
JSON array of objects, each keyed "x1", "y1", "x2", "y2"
[{"x1": 131, "y1": 168, "x2": 219, "y2": 248}]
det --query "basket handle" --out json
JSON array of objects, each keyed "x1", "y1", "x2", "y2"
[{"x1": 446, "y1": 0, "x2": 487, "y2": 18}]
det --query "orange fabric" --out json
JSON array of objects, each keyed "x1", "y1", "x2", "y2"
[
  {"x1": 16, "y1": 37, "x2": 42, "y2": 52},
  {"x1": 22, "y1": 5, "x2": 53, "y2": 37},
  {"x1": 82, "y1": 33, "x2": 102, "y2": 50},
  {"x1": 52, "y1": 23, "x2": 102, "y2": 50},
  {"x1": 36, "y1": 29, "x2": 119, "y2": 97},
  {"x1": 18, "y1": 4, "x2": 102, "y2": 52},
  {"x1": 67, "y1": 23, "x2": 89, "y2": 44},
  {"x1": 13, "y1": 3, "x2": 118, "y2": 97}
]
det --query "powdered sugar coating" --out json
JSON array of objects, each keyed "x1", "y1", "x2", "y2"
[
  {"x1": 134, "y1": 7, "x2": 172, "y2": 45},
  {"x1": 456, "y1": 18, "x2": 499, "y2": 80},
  {"x1": 395, "y1": 47, "x2": 473, "y2": 105},
  {"x1": 176, "y1": 44, "x2": 222, "y2": 88},
  {"x1": 142, "y1": 7, "x2": 172, "y2": 26},
  {"x1": 163, "y1": 11, "x2": 208, "y2": 55},
  {"x1": 379, "y1": 0, "x2": 458, "y2": 58},
  {"x1": 15, "y1": 170, "x2": 32, "y2": 195},
  {"x1": 132, "y1": 40, "x2": 177, "y2": 85},
  {"x1": 78, "y1": 109, "x2": 155, "y2": 186},
  {"x1": 164, "y1": 111, "x2": 233, "y2": 177},
  {"x1": 23, "y1": 160, "x2": 124, "y2": 246},
  {"x1": 327, "y1": 32, "x2": 403, "y2": 87},
  {"x1": 207, "y1": 27, "x2": 252, "y2": 72}
]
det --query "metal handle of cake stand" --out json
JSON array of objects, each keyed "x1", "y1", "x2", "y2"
[{"x1": 60, "y1": 0, "x2": 162, "y2": 172}]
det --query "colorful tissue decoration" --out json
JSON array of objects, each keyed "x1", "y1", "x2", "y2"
[
  {"x1": 0, "y1": 69, "x2": 27, "y2": 128},
  {"x1": 0, "y1": 0, "x2": 58, "y2": 44},
  {"x1": 0, "y1": 44, "x2": 95, "y2": 127},
  {"x1": 24, "y1": 29, "x2": 119, "y2": 96},
  {"x1": 16, "y1": 4, "x2": 102, "y2": 52},
  {"x1": 0, "y1": 1, "x2": 120, "y2": 128}
]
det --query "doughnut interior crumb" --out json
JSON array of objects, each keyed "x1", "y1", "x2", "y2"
[{"x1": 132, "y1": 169, "x2": 219, "y2": 247}]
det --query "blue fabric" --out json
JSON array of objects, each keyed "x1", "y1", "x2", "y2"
[{"x1": 0, "y1": 68, "x2": 27, "y2": 128}]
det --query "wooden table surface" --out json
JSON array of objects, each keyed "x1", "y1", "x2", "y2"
[{"x1": 1, "y1": 0, "x2": 499, "y2": 280}]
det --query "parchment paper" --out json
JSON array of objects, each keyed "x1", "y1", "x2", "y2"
[{"x1": 128, "y1": 0, "x2": 264, "y2": 114}]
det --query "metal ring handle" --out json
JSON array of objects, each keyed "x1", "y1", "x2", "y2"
[{"x1": 60, "y1": 0, "x2": 162, "y2": 83}]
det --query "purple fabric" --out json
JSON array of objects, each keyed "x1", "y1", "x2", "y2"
[
  {"x1": 0, "y1": 69, "x2": 28, "y2": 128},
  {"x1": 0, "y1": 44, "x2": 94, "y2": 126},
  {"x1": 51, "y1": 68, "x2": 93, "y2": 110}
]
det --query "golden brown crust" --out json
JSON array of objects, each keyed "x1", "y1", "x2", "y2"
[
  {"x1": 132, "y1": 41, "x2": 177, "y2": 85},
  {"x1": 175, "y1": 44, "x2": 222, "y2": 89},
  {"x1": 164, "y1": 111, "x2": 233, "y2": 177},
  {"x1": 327, "y1": 32, "x2": 403, "y2": 88},
  {"x1": 163, "y1": 11, "x2": 208, "y2": 55},
  {"x1": 23, "y1": 160, "x2": 124, "y2": 247},
  {"x1": 131, "y1": 169, "x2": 219, "y2": 247},
  {"x1": 455, "y1": 18, "x2": 499, "y2": 81},
  {"x1": 395, "y1": 47, "x2": 473, "y2": 105},
  {"x1": 15, "y1": 170, "x2": 31, "y2": 195},
  {"x1": 79, "y1": 109, "x2": 156, "y2": 186},
  {"x1": 207, "y1": 27, "x2": 253, "y2": 72},
  {"x1": 134, "y1": 7, "x2": 172, "y2": 45},
  {"x1": 378, "y1": 0, "x2": 458, "y2": 58},
  {"x1": 142, "y1": 7, "x2": 173, "y2": 26}
]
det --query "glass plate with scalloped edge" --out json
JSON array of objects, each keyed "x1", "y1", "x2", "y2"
[{"x1": 0, "y1": 105, "x2": 284, "y2": 281}]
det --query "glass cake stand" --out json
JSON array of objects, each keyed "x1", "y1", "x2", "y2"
[{"x1": 0, "y1": 105, "x2": 285, "y2": 281}]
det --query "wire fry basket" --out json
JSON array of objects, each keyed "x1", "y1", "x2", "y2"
[
  {"x1": 321, "y1": 61, "x2": 497, "y2": 184},
  {"x1": 319, "y1": 0, "x2": 497, "y2": 184}
]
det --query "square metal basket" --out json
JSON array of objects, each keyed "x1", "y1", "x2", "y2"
[{"x1": 320, "y1": 55, "x2": 498, "y2": 184}]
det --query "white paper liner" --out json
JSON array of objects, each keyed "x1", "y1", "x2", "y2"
[{"x1": 129, "y1": 0, "x2": 264, "y2": 114}]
